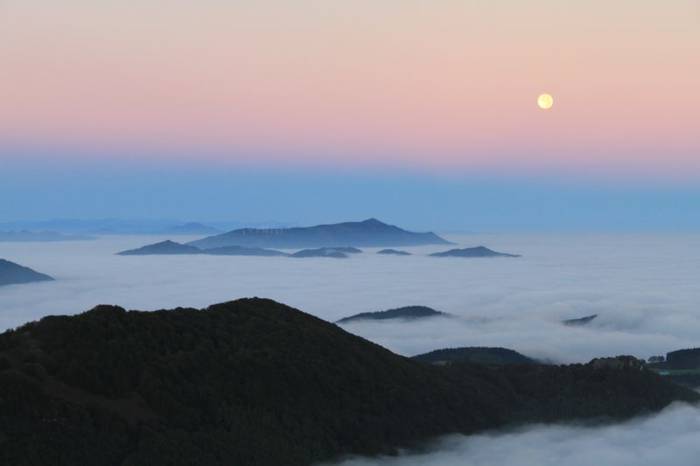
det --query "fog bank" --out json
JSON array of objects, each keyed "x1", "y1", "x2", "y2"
[
  {"x1": 328, "y1": 403, "x2": 700, "y2": 466},
  {"x1": 1, "y1": 233, "x2": 700, "y2": 363}
]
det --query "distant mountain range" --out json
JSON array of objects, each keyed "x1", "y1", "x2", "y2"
[
  {"x1": 0, "y1": 219, "x2": 249, "y2": 235},
  {"x1": 0, "y1": 230, "x2": 95, "y2": 242},
  {"x1": 290, "y1": 247, "x2": 363, "y2": 258},
  {"x1": 188, "y1": 218, "x2": 451, "y2": 249},
  {"x1": 117, "y1": 240, "x2": 204, "y2": 256},
  {"x1": 117, "y1": 241, "x2": 368, "y2": 258},
  {"x1": 117, "y1": 240, "x2": 287, "y2": 257},
  {"x1": 337, "y1": 305, "x2": 449, "y2": 324},
  {"x1": 117, "y1": 239, "x2": 522, "y2": 263},
  {"x1": 0, "y1": 298, "x2": 695, "y2": 466},
  {"x1": 0, "y1": 259, "x2": 54, "y2": 287},
  {"x1": 377, "y1": 248, "x2": 411, "y2": 256},
  {"x1": 204, "y1": 246, "x2": 288, "y2": 257},
  {"x1": 430, "y1": 246, "x2": 520, "y2": 258}
]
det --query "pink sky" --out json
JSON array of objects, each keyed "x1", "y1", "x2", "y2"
[{"x1": 1, "y1": 1, "x2": 698, "y2": 176}]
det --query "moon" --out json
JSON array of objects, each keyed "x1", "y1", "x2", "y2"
[{"x1": 537, "y1": 93, "x2": 554, "y2": 110}]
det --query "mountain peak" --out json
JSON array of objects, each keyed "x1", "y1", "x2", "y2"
[
  {"x1": 116, "y1": 240, "x2": 203, "y2": 256},
  {"x1": 188, "y1": 219, "x2": 452, "y2": 249},
  {"x1": 360, "y1": 218, "x2": 385, "y2": 225}
]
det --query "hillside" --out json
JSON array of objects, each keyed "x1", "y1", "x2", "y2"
[
  {"x1": 117, "y1": 240, "x2": 203, "y2": 255},
  {"x1": 0, "y1": 299, "x2": 695, "y2": 466},
  {"x1": 413, "y1": 347, "x2": 537, "y2": 366},
  {"x1": 430, "y1": 246, "x2": 520, "y2": 258},
  {"x1": 290, "y1": 247, "x2": 355, "y2": 258},
  {"x1": 117, "y1": 241, "x2": 288, "y2": 257},
  {"x1": 188, "y1": 218, "x2": 451, "y2": 249},
  {"x1": 337, "y1": 305, "x2": 449, "y2": 324},
  {"x1": 0, "y1": 259, "x2": 54, "y2": 287}
]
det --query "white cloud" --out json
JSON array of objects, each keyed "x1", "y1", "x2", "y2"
[
  {"x1": 327, "y1": 402, "x2": 700, "y2": 466},
  {"x1": 3, "y1": 233, "x2": 699, "y2": 363}
]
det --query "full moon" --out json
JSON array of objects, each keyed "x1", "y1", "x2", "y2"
[{"x1": 537, "y1": 93, "x2": 554, "y2": 110}]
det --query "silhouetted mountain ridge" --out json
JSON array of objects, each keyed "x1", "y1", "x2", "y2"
[
  {"x1": 117, "y1": 241, "x2": 287, "y2": 257},
  {"x1": 117, "y1": 240, "x2": 203, "y2": 255},
  {"x1": 430, "y1": 246, "x2": 520, "y2": 258},
  {"x1": 290, "y1": 247, "x2": 362, "y2": 258},
  {"x1": 0, "y1": 298, "x2": 695, "y2": 466},
  {"x1": 188, "y1": 218, "x2": 451, "y2": 249}
]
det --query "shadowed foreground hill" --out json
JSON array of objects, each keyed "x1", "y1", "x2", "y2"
[
  {"x1": 413, "y1": 347, "x2": 536, "y2": 366},
  {"x1": 0, "y1": 299, "x2": 696, "y2": 466}
]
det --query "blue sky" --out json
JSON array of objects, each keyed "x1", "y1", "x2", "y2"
[
  {"x1": 1, "y1": 2, "x2": 697, "y2": 232},
  {"x1": 3, "y1": 158, "x2": 699, "y2": 232}
]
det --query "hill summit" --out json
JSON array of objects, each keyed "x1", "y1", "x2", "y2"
[{"x1": 188, "y1": 218, "x2": 451, "y2": 249}]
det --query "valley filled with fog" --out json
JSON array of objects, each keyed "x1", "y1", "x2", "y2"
[
  {"x1": 2, "y1": 233, "x2": 699, "y2": 363},
  {"x1": 329, "y1": 402, "x2": 700, "y2": 466},
  {"x1": 2, "y1": 232, "x2": 700, "y2": 465}
]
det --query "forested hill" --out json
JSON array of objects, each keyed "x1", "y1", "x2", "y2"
[{"x1": 0, "y1": 298, "x2": 696, "y2": 466}]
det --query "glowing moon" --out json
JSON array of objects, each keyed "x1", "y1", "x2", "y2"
[{"x1": 537, "y1": 93, "x2": 554, "y2": 110}]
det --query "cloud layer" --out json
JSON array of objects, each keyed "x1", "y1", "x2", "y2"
[
  {"x1": 2, "y1": 233, "x2": 699, "y2": 363},
  {"x1": 328, "y1": 402, "x2": 700, "y2": 466}
]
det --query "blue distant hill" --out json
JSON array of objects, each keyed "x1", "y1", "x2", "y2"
[
  {"x1": 0, "y1": 259, "x2": 54, "y2": 287},
  {"x1": 430, "y1": 246, "x2": 520, "y2": 258},
  {"x1": 116, "y1": 240, "x2": 287, "y2": 257},
  {"x1": 188, "y1": 218, "x2": 451, "y2": 249}
]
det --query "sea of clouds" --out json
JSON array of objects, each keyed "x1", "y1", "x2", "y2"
[
  {"x1": 1, "y1": 233, "x2": 699, "y2": 363},
  {"x1": 2, "y1": 232, "x2": 700, "y2": 465},
  {"x1": 327, "y1": 402, "x2": 700, "y2": 466}
]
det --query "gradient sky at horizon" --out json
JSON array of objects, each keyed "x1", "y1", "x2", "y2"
[{"x1": 1, "y1": 1, "x2": 699, "y2": 228}]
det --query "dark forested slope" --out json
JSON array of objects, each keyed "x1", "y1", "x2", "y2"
[
  {"x1": 413, "y1": 347, "x2": 536, "y2": 365},
  {"x1": 0, "y1": 299, "x2": 695, "y2": 466}
]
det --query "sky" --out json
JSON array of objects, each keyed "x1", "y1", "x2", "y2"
[{"x1": 1, "y1": 1, "x2": 699, "y2": 229}]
